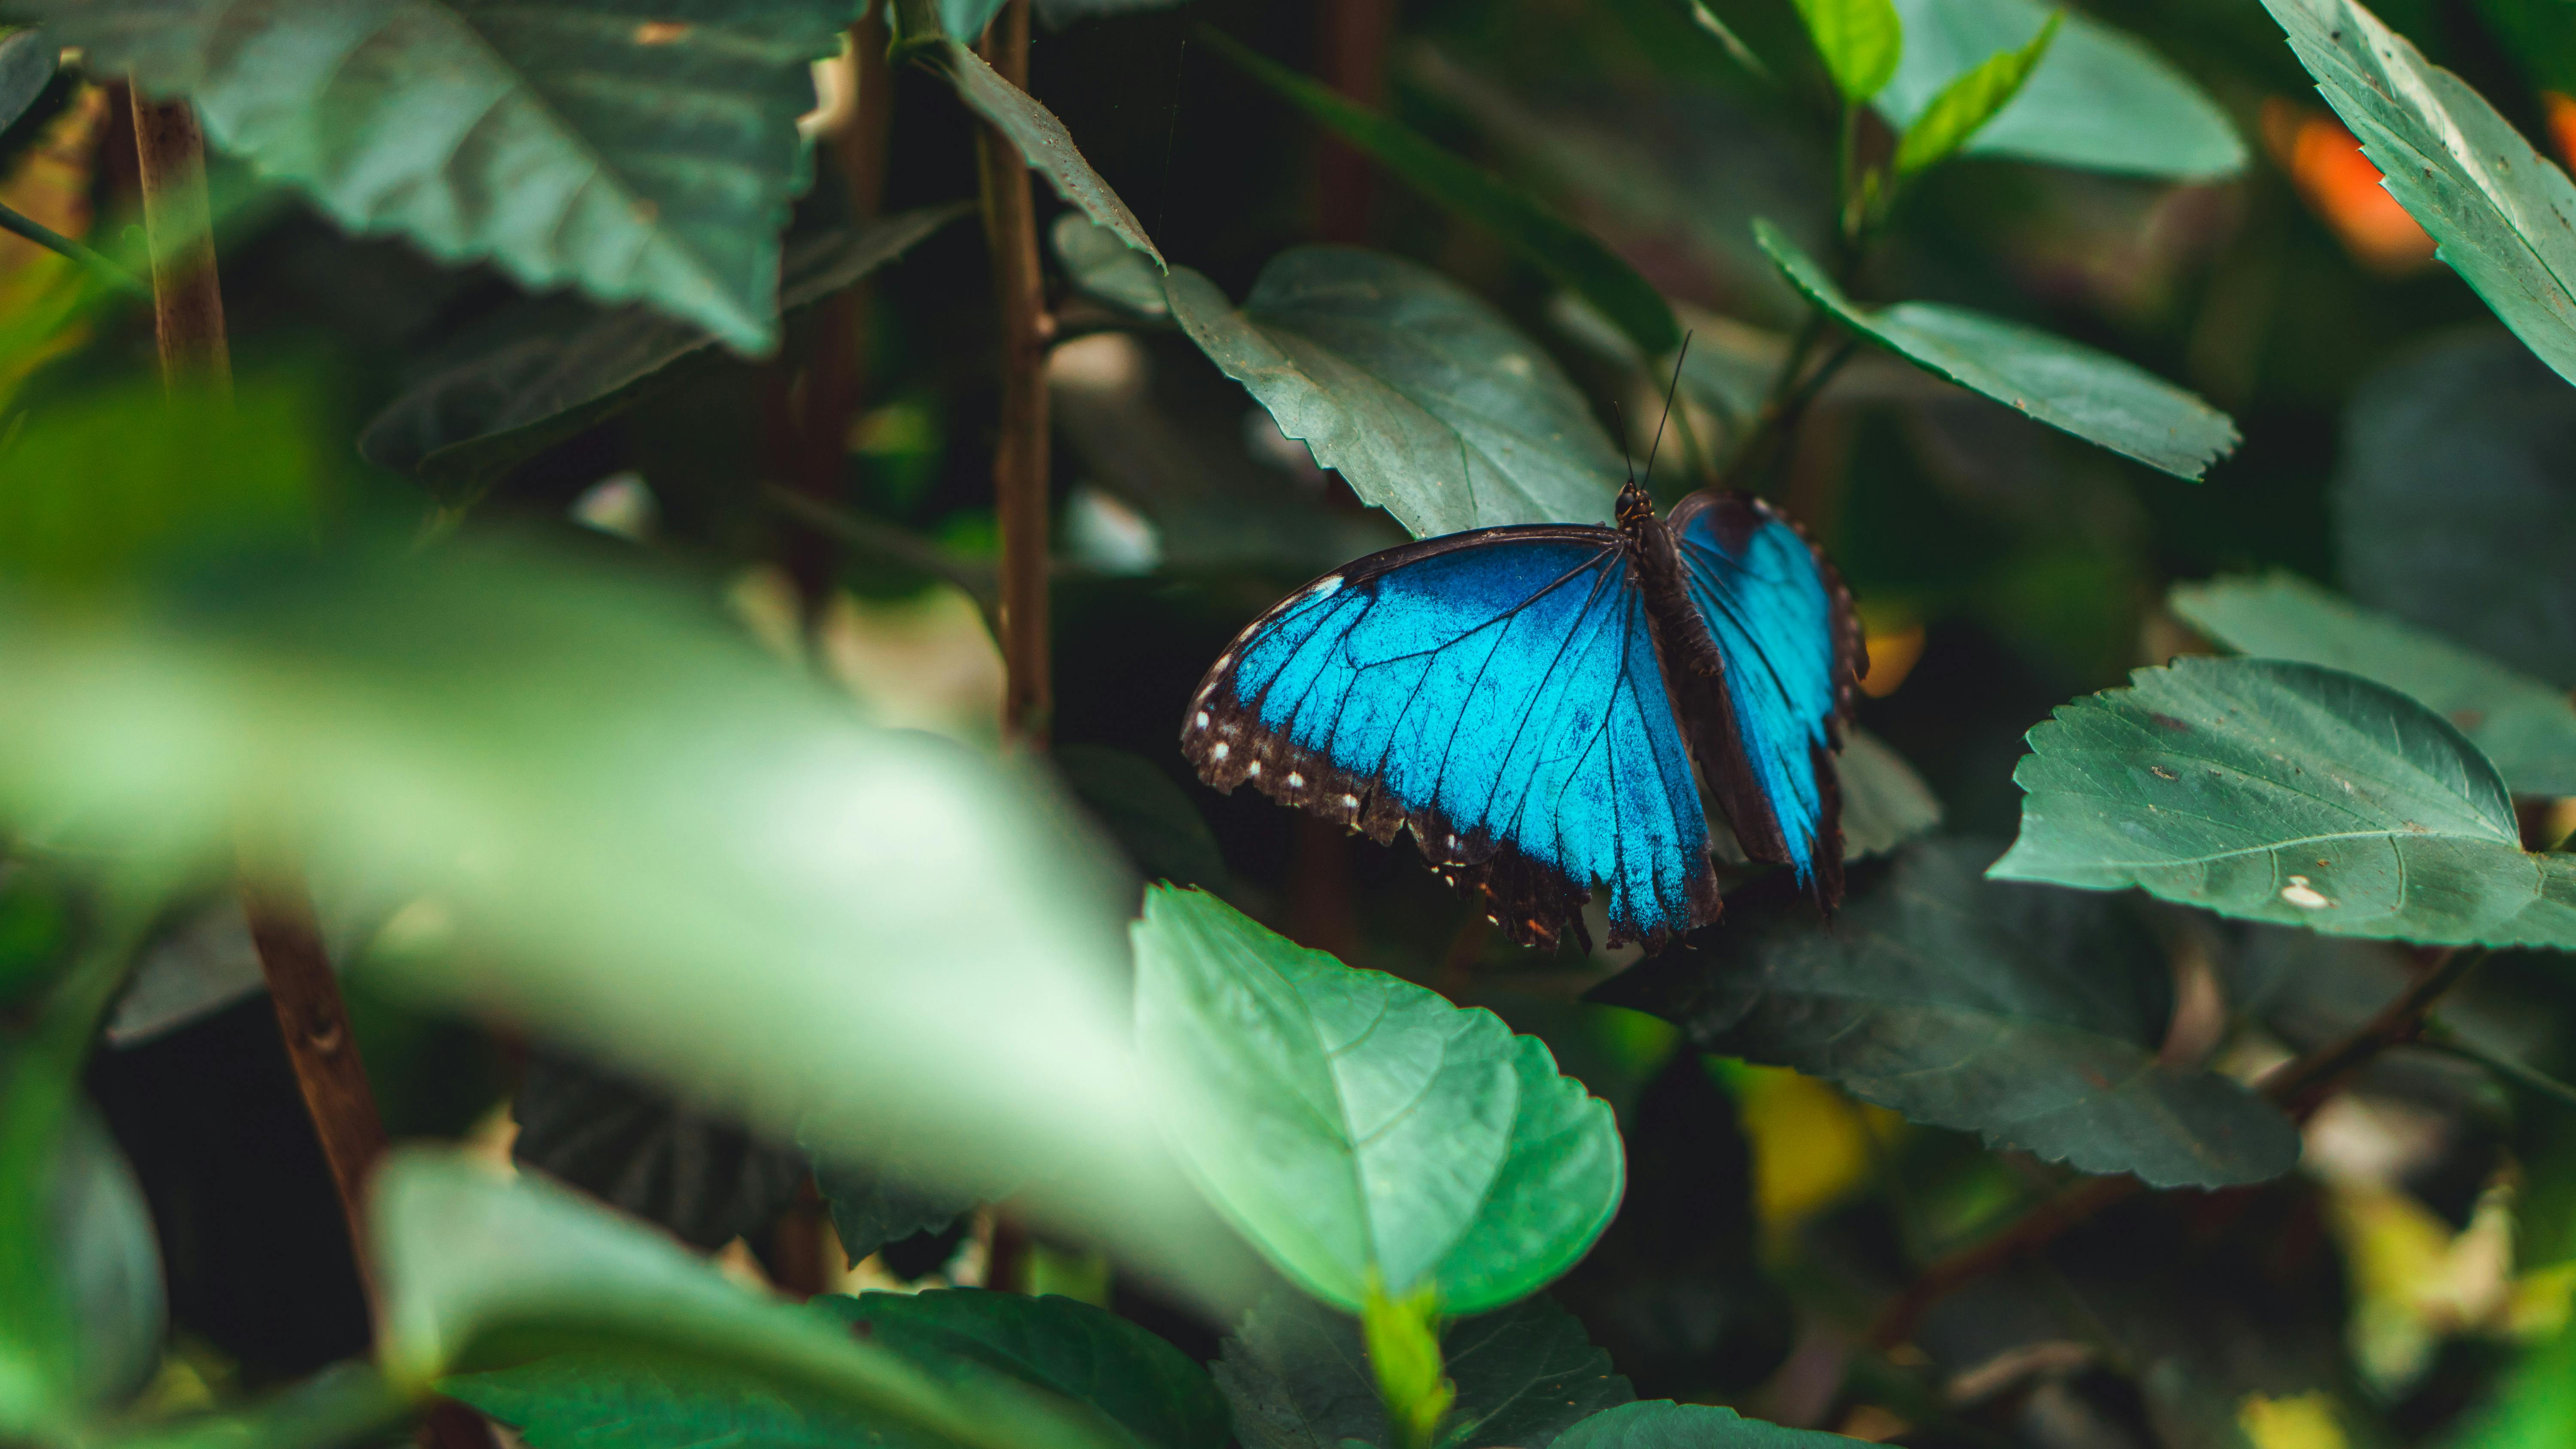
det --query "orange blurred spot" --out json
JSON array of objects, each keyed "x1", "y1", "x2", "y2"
[
  {"x1": 2546, "y1": 92, "x2": 2576, "y2": 172},
  {"x1": 1859, "y1": 622, "x2": 1924, "y2": 699},
  {"x1": 2262, "y1": 98, "x2": 2435, "y2": 275},
  {"x1": 0, "y1": 82, "x2": 107, "y2": 407}
]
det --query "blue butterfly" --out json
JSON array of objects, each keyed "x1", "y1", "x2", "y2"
[{"x1": 1181, "y1": 482, "x2": 1865, "y2": 952}]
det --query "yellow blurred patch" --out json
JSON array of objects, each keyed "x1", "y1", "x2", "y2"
[
  {"x1": 2261, "y1": 98, "x2": 2435, "y2": 276},
  {"x1": 1722, "y1": 1061, "x2": 1884, "y2": 1235},
  {"x1": 0, "y1": 82, "x2": 107, "y2": 407},
  {"x1": 2238, "y1": 1392, "x2": 2346, "y2": 1449},
  {"x1": 1859, "y1": 622, "x2": 1923, "y2": 700}
]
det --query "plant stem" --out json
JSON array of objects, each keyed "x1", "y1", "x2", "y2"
[
  {"x1": 1315, "y1": 0, "x2": 1390, "y2": 243},
  {"x1": 0, "y1": 197, "x2": 146, "y2": 296},
  {"x1": 2419, "y1": 1025, "x2": 2576, "y2": 1111},
  {"x1": 1865, "y1": 944, "x2": 2490, "y2": 1351},
  {"x1": 129, "y1": 94, "x2": 228, "y2": 389},
  {"x1": 975, "y1": 0, "x2": 1054, "y2": 747}
]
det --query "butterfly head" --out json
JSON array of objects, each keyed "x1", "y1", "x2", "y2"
[{"x1": 1615, "y1": 478, "x2": 1659, "y2": 533}]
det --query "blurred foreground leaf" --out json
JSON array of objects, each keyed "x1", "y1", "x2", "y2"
[
  {"x1": 1166, "y1": 248, "x2": 1623, "y2": 536},
  {"x1": 1714, "y1": 727, "x2": 1938, "y2": 867},
  {"x1": 1596, "y1": 840, "x2": 2301, "y2": 1188},
  {"x1": 1992, "y1": 657, "x2": 2576, "y2": 947},
  {"x1": 1758, "y1": 221, "x2": 2238, "y2": 479},
  {"x1": 1890, "y1": 12, "x2": 2059, "y2": 176},
  {"x1": 2263, "y1": 0, "x2": 2576, "y2": 384},
  {"x1": 0, "y1": 30, "x2": 51, "y2": 133},
  {"x1": 2172, "y1": 572, "x2": 2576, "y2": 797},
  {"x1": 1133, "y1": 886, "x2": 1621, "y2": 1313},
  {"x1": 98, "y1": 1364, "x2": 406, "y2": 1449},
  {"x1": 1787, "y1": 0, "x2": 1903, "y2": 103}
]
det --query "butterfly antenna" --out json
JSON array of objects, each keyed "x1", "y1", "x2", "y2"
[
  {"x1": 1640, "y1": 333, "x2": 1693, "y2": 491},
  {"x1": 1611, "y1": 399, "x2": 1636, "y2": 486}
]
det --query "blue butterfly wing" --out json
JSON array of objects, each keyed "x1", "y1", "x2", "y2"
[
  {"x1": 1665, "y1": 491, "x2": 1864, "y2": 909},
  {"x1": 1183, "y1": 528, "x2": 1720, "y2": 951}
]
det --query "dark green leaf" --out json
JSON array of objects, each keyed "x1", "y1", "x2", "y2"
[
  {"x1": 2335, "y1": 331, "x2": 2576, "y2": 687},
  {"x1": 2171, "y1": 572, "x2": 2576, "y2": 797},
  {"x1": 1165, "y1": 249, "x2": 1624, "y2": 537},
  {"x1": 1054, "y1": 214, "x2": 1168, "y2": 317},
  {"x1": 1198, "y1": 28, "x2": 1677, "y2": 361},
  {"x1": 1890, "y1": 12, "x2": 2060, "y2": 176},
  {"x1": 2262, "y1": 0, "x2": 2576, "y2": 384},
  {"x1": 1132, "y1": 886, "x2": 1622, "y2": 1312},
  {"x1": 9, "y1": 0, "x2": 848, "y2": 352},
  {"x1": 1757, "y1": 221, "x2": 2239, "y2": 479},
  {"x1": 934, "y1": 39, "x2": 1162, "y2": 267},
  {"x1": 1877, "y1": 0, "x2": 2243, "y2": 177},
  {"x1": 359, "y1": 209, "x2": 965, "y2": 502},
  {"x1": 1786, "y1": 0, "x2": 1903, "y2": 102},
  {"x1": 1552, "y1": 1400, "x2": 1854, "y2": 1449},
  {"x1": 53, "y1": 1106, "x2": 163, "y2": 1408},
  {"x1": 810, "y1": 1158, "x2": 983, "y2": 1265},
  {"x1": 510, "y1": 1048, "x2": 808, "y2": 1251},
  {"x1": 1055, "y1": 745, "x2": 1228, "y2": 891},
  {"x1": 1211, "y1": 1291, "x2": 1631, "y2": 1449},
  {"x1": 98, "y1": 1364, "x2": 407, "y2": 1449},
  {"x1": 1595, "y1": 840, "x2": 2301, "y2": 1188},
  {"x1": 1991, "y1": 656, "x2": 2576, "y2": 949},
  {"x1": 1035, "y1": 0, "x2": 1189, "y2": 23},
  {"x1": 0, "y1": 29, "x2": 51, "y2": 133}
]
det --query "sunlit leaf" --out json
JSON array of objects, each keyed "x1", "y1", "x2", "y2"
[
  {"x1": 8, "y1": 0, "x2": 851, "y2": 352},
  {"x1": 1877, "y1": 0, "x2": 2244, "y2": 178},
  {"x1": 1596, "y1": 840, "x2": 2302, "y2": 1188},
  {"x1": 1991, "y1": 656, "x2": 2576, "y2": 948},
  {"x1": 932, "y1": 39, "x2": 1162, "y2": 267},
  {"x1": 1199, "y1": 28, "x2": 1678, "y2": 361},
  {"x1": 1787, "y1": 0, "x2": 1903, "y2": 103},
  {"x1": 1132, "y1": 886, "x2": 1622, "y2": 1313},
  {"x1": 2262, "y1": 0, "x2": 2576, "y2": 384},
  {"x1": 1165, "y1": 249, "x2": 1624, "y2": 536},
  {"x1": 2171, "y1": 572, "x2": 2576, "y2": 797},
  {"x1": 1758, "y1": 221, "x2": 2238, "y2": 478},
  {"x1": 1551, "y1": 1400, "x2": 1854, "y2": 1449},
  {"x1": 1890, "y1": 12, "x2": 2059, "y2": 176}
]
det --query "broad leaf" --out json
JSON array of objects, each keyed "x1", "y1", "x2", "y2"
[
  {"x1": 1552, "y1": 1400, "x2": 1854, "y2": 1449},
  {"x1": 1877, "y1": 0, "x2": 2243, "y2": 178},
  {"x1": 933, "y1": 39, "x2": 1162, "y2": 267},
  {"x1": 11, "y1": 0, "x2": 848, "y2": 352},
  {"x1": 1165, "y1": 249, "x2": 1624, "y2": 536},
  {"x1": 510, "y1": 1048, "x2": 808, "y2": 1251},
  {"x1": 1200, "y1": 29, "x2": 1678, "y2": 361},
  {"x1": 1890, "y1": 12, "x2": 2059, "y2": 176},
  {"x1": 1054, "y1": 214, "x2": 1168, "y2": 317},
  {"x1": 1211, "y1": 1291, "x2": 1631, "y2": 1449},
  {"x1": 1991, "y1": 656, "x2": 2576, "y2": 949},
  {"x1": 1787, "y1": 0, "x2": 1903, "y2": 102},
  {"x1": 360, "y1": 209, "x2": 966, "y2": 502},
  {"x1": 381, "y1": 1153, "x2": 1126, "y2": 1449},
  {"x1": 2335, "y1": 331, "x2": 2576, "y2": 687},
  {"x1": 1133, "y1": 886, "x2": 1622, "y2": 1313},
  {"x1": 2171, "y1": 572, "x2": 2576, "y2": 797},
  {"x1": 1758, "y1": 221, "x2": 2239, "y2": 479},
  {"x1": 0, "y1": 30, "x2": 50, "y2": 133},
  {"x1": 2262, "y1": 0, "x2": 2576, "y2": 384},
  {"x1": 1593, "y1": 840, "x2": 2301, "y2": 1188}
]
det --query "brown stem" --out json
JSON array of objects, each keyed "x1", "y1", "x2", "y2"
[
  {"x1": 128, "y1": 94, "x2": 228, "y2": 390},
  {"x1": 976, "y1": 0, "x2": 1054, "y2": 747},
  {"x1": 1315, "y1": 0, "x2": 1389, "y2": 243},
  {"x1": 1865, "y1": 945, "x2": 2488, "y2": 1352}
]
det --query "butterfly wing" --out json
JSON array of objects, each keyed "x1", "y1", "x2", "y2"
[
  {"x1": 1664, "y1": 491, "x2": 1865, "y2": 910},
  {"x1": 1183, "y1": 528, "x2": 1719, "y2": 951}
]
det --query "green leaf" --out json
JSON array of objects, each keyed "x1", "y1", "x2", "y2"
[
  {"x1": 943, "y1": 0, "x2": 1008, "y2": 39},
  {"x1": 97, "y1": 1364, "x2": 407, "y2": 1449},
  {"x1": 1054, "y1": 214, "x2": 1169, "y2": 317},
  {"x1": 9, "y1": 0, "x2": 849, "y2": 353},
  {"x1": 52, "y1": 1106, "x2": 163, "y2": 1409},
  {"x1": 2170, "y1": 572, "x2": 2576, "y2": 797},
  {"x1": 1210, "y1": 1291, "x2": 1632, "y2": 1449},
  {"x1": 1876, "y1": 0, "x2": 2243, "y2": 178},
  {"x1": 1197, "y1": 28, "x2": 1677, "y2": 361},
  {"x1": 2261, "y1": 0, "x2": 2576, "y2": 386},
  {"x1": 1164, "y1": 249, "x2": 1625, "y2": 537},
  {"x1": 359, "y1": 208, "x2": 966, "y2": 503},
  {"x1": 1712, "y1": 727, "x2": 1939, "y2": 867},
  {"x1": 0, "y1": 30, "x2": 52, "y2": 133},
  {"x1": 809, "y1": 1159, "x2": 985, "y2": 1265},
  {"x1": 1552, "y1": 1400, "x2": 1855, "y2": 1449},
  {"x1": 1890, "y1": 12, "x2": 2059, "y2": 176},
  {"x1": 1991, "y1": 656, "x2": 2576, "y2": 949},
  {"x1": 380, "y1": 1152, "x2": 1127, "y2": 1449},
  {"x1": 1593, "y1": 840, "x2": 2301, "y2": 1188},
  {"x1": 1787, "y1": 0, "x2": 1903, "y2": 102},
  {"x1": 1132, "y1": 886, "x2": 1622, "y2": 1313},
  {"x1": 933, "y1": 39, "x2": 1163, "y2": 268},
  {"x1": 2335, "y1": 331, "x2": 2576, "y2": 688},
  {"x1": 1361, "y1": 1285, "x2": 1450, "y2": 1449},
  {"x1": 1756, "y1": 221, "x2": 2238, "y2": 479}
]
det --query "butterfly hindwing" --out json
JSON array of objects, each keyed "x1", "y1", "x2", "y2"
[
  {"x1": 1663, "y1": 491, "x2": 1865, "y2": 909},
  {"x1": 1182, "y1": 528, "x2": 1720, "y2": 951}
]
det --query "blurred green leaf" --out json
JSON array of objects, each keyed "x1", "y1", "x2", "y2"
[
  {"x1": 1757, "y1": 220, "x2": 2239, "y2": 478},
  {"x1": 1165, "y1": 249, "x2": 1624, "y2": 536},
  {"x1": 943, "y1": 0, "x2": 1007, "y2": 39},
  {"x1": 2172, "y1": 572, "x2": 2576, "y2": 797},
  {"x1": 380, "y1": 1152, "x2": 1128, "y2": 1449},
  {"x1": 1877, "y1": 0, "x2": 2243, "y2": 177},
  {"x1": 7, "y1": 0, "x2": 849, "y2": 352},
  {"x1": 1211, "y1": 1290, "x2": 1631, "y2": 1449},
  {"x1": 97, "y1": 1364, "x2": 407, "y2": 1449},
  {"x1": 1054, "y1": 214, "x2": 1169, "y2": 318},
  {"x1": 2336, "y1": 332, "x2": 2576, "y2": 688},
  {"x1": 1055, "y1": 746, "x2": 1229, "y2": 892},
  {"x1": 933, "y1": 39, "x2": 1163, "y2": 267},
  {"x1": 0, "y1": 29, "x2": 51, "y2": 133},
  {"x1": 1992, "y1": 656, "x2": 2576, "y2": 948},
  {"x1": 1132, "y1": 886, "x2": 1622, "y2": 1313},
  {"x1": 1596, "y1": 839, "x2": 2302, "y2": 1188},
  {"x1": 1361, "y1": 1284, "x2": 1450, "y2": 1449},
  {"x1": 1713, "y1": 727, "x2": 1938, "y2": 867},
  {"x1": 2451, "y1": 1319, "x2": 2576, "y2": 1445},
  {"x1": 360, "y1": 209, "x2": 966, "y2": 503},
  {"x1": 1890, "y1": 11, "x2": 2059, "y2": 176},
  {"x1": 1198, "y1": 28, "x2": 1678, "y2": 361},
  {"x1": 1787, "y1": 0, "x2": 1903, "y2": 102},
  {"x1": 1551, "y1": 1400, "x2": 1853, "y2": 1449},
  {"x1": 2263, "y1": 0, "x2": 2576, "y2": 385},
  {"x1": 52, "y1": 1105, "x2": 164, "y2": 1409}
]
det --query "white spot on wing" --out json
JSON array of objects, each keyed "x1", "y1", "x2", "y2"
[
  {"x1": 1340, "y1": 794, "x2": 1359, "y2": 809},
  {"x1": 1194, "y1": 711, "x2": 1209, "y2": 729},
  {"x1": 1213, "y1": 743, "x2": 1230, "y2": 761},
  {"x1": 1246, "y1": 761, "x2": 1261, "y2": 777},
  {"x1": 1286, "y1": 772, "x2": 1304, "y2": 788}
]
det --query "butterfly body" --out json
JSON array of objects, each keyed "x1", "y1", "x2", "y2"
[{"x1": 1182, "y1": 483, "x2": 1862, "y2": 952}]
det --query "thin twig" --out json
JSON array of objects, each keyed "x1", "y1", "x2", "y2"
[
  {"x1": 2418, "y1": 1025, "x2": 2576, "y2": 1112},
  {"x1": 0, "y1": 197, "x2": 147, "y2": 295},
  {"x1": 976, "y1": 0, "x2": 1054, "y2": 747}
]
